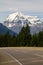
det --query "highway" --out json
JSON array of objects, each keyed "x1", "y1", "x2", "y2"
[{"x1": 0, "y1": 47, "x2": 43, "y2": 65}]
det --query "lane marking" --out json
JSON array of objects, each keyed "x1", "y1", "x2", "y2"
[
  {"x1": 6, "y1": 52, "x2": 22, "y2": 65},
  {"x1": 35, "y1": 54, "x2": 43, "y2": 58}
]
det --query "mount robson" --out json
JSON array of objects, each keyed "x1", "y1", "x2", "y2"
[{"x1": 0, "y1": 12, "x2": 43, "y2": 35}]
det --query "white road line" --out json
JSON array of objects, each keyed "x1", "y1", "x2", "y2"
[
  {"x1": 6, "y1": 52, "x2": 22, "y2": 65},
  {"x1": 35, "y1": 54, "x2": 43, "y2": 58}
]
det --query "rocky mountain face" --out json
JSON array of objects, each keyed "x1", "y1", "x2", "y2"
[{"x1": 4, "y1": 12, "x2": 43, "y2": 34}]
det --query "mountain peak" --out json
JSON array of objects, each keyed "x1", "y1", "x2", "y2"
[
  {"x1": 4, "y1": 12, "x2": 43, "y2": 34},
  {"x1": 6, "y1": 12, "x2": 24, "y2": 22},
  {"x1": 4, "y1": 12, "x2": 42, "y2": 30},
  {"x1": 4, "y1": 12, "x2": 41, "y2": 26}
]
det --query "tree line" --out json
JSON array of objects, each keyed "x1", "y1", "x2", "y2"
[{"x1": 0, "y1": 24, "x2": 43, "y2": 47}]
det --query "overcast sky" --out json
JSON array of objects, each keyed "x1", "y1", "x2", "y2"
[{"x1": 0, "y1": 0, "x2": 43, "y2": 23}]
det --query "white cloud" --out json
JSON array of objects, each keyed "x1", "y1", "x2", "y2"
[
  {"x1": 0, "y1": 0, "x2": 43, "y2": 23},
  {"x1": 0, "y1": 0, "x2": 43, "y2": 12}
]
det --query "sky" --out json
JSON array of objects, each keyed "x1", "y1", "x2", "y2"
[{"x1": 0, "y1": 0, "x2": 43, "y2": 23}]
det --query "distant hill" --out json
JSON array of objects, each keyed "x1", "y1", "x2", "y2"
[{"x1": 0, "y1": 23, "x2": 16, "y2": 35}]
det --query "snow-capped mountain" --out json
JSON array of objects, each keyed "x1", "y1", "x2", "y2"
[{"x1": 4, "y1": 12, "x2": 43, "y2": 34}]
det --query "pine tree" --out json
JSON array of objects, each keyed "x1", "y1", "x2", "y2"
[
  {"x1": 38, "y1": 31, "x2": 43, "y2": 46},
  {"x1": 31, "y1": 34, "x2": 39, "y2": 47},
  {"x1": 17, "y1": 24, "x2": 31, "y2": 46},
  {"x1": 12, "y1": 35, "x2": 17, "y2": 46},
  {"x1": 24, "y1": 24, "x2": 31, "y2": 46},
  {"x1": 4, "y1": 31, "x2": 12, "y2": 46}
]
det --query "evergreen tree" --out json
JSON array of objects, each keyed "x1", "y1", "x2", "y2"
[
  {"x1": 18, "y1": 24, "x2": 31, "y2": 46},
  {"x1": 0, "y1": 34, "x2": 5, "y2": 47},
  {"x1": 38, "y1": 31, "x2": 43, "y2": 46},
  {"x1": 17, "y1": 26, "x2": 25, "y2": 46},
  {"x1": 4, "y1": 31, "x2": 12, "y2": 46},
  {"x1": 12, "y1": 35, "x2": 17, "y2": 46},
  {"x1": 24, "y1": 24, "x2": 31, "y2": 46},
  {"x1": 31, "y1": 34, "x2": 39, "y2": 47}
]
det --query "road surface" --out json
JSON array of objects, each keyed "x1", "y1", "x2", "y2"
[{"x1": 0, "y1": 47, "x2": 43, "y2": 65}]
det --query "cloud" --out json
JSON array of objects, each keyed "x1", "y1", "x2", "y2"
[
  {"x1": 0, "y1": 0, "x2": 43, "y2": 12},
  {"x1": 0, "y1": 0, "x2": 43, "y2": 23}
]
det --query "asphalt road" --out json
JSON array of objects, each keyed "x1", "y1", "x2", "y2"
[{"x1": 0, "y1": 47, "x2": 43, "y2": 65}]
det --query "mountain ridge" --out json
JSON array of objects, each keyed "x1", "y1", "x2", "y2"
[
  {"x1": 0, "y1": 23, "x2": 16, "y2": 35},
  {"x1": 4, "y1": 12, "x2": 43, "y2": 34}
]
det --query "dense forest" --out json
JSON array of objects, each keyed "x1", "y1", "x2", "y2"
[{"x1": 0, "y1": 24, "x2": 43, "y2": 47}]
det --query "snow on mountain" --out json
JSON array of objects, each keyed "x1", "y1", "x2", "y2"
[
  {"x1": 4, "y1": 12, "x2": 43, "y2": 34},
  {"x1": 6, "y1": 12, "x2": 25, "y2": 22}
]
